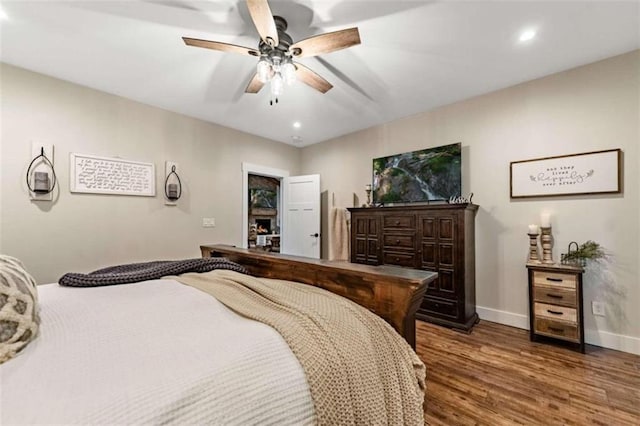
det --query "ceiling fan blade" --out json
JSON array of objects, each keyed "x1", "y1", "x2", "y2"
[
  {"x1": 290, "y1": 27, "x2": 360, "y2": 58},
  {"x1": 246, "y1": 0, "x2": 279, "y2": 47},
  {"x1": 245, "y1": 73, "x2": 265, "y2": 94},
  {"x1": 182, "y1": 37, "x2": 259, "y2": 57},
  {"x1": 295, "y1": 62, "x2": 333, "y2": 94}
]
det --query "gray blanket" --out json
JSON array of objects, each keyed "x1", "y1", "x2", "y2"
[{"x1": 58, "y1": 258, "x2": 247, "y2": 287}]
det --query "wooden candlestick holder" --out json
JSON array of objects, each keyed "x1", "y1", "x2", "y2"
[
  {"x1": 540, "y1": 226, "x2": 554, "y2": 264},
  {"x1": 527, "y1": 233, "x2": 541, "y2": 263}
]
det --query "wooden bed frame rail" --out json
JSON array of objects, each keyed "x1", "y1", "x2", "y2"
[{"x1": 201, "y1": 244, "x2": 436, "y2": 349}]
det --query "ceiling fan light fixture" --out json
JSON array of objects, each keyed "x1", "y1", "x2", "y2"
[
  {"x1": 271, "y1": 73, "x2": 284, "y2": 96},
  {"x1": 282, "y1": 62, "x2": 296, "y2": 86},
  {"x1": 256, "y1": 56, "x2": 272, "y2": 83}
]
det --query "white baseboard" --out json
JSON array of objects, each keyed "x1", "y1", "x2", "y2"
[
  {"x1": 476, "y1": 306, "x2": 528, "y2": 330},
  {"x1": 584, "y1": 329, "x2": 640, "y2": 356},
  {"x1": 476, "y1": 305, "x2": 640, "y2": 355}
]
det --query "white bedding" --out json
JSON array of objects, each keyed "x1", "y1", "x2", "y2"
[{"x1": 0, "y1": 279, "x2": 315, "y2": 425}]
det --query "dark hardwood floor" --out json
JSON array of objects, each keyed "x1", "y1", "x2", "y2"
[{"x1": 416, "y1": 320, "x2": 640, "y2": 425}]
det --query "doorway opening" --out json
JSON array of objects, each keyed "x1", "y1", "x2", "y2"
[
  {"x1": 241, "y1": 163, "x2": 289, "y2": 250},
  {"x1": 241, "y1": 163, "x2": 321, "y2": 259},
  {"x1": 247, "y1": 174, "x2": 281, "y2": 252}
]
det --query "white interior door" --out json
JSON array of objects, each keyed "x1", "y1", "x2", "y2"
[{"x1": 281, "y1": 174, "x2": 320, "y2": 259}]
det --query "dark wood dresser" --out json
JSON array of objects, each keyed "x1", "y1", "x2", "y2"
[{"x1": 348, "y1": 204, "x2": 478, "y2": 331}]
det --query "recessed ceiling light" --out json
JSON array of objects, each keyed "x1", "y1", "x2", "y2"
[
  {"x1": 0, "y1": 7, "x2": 8, "y2": 20},
  {"x1": 519, "y1": 29, "x2": 536, "y2": 42},
  {"x1": 293, "y1": 121, "x2": 301, "y2": 129}
]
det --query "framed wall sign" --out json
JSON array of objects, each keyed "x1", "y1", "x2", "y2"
[
  {"x1": 70, "y1": 153, "x2": 155, "y2": 196},
  {"x1": 510, "y1": 149, "x2": 621, "y2": 199}
]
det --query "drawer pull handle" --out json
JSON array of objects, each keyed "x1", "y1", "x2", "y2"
[
  {"x1": 548, "y1": 326, "x2": 564, "y2": 333},
  {"x1": 395, "y1": 257, "x2": 400, "y2": 262},
  {"x1": 395, "y1": 221, "x2": 400, "y2": 225},
  {"x1": 396, "y1": 239, "x2": 401, "y2": 244},
  {"x1": 546, "y1": 277, "x2": 563, "y2": 282},
  {"x1": 547, "y1": 309, "x2": 563, "y2": 315},
  {"x1": 546, "y1": 293, "x2": 563, "y2": 299}
]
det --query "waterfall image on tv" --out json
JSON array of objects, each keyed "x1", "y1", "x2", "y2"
[{"x1": 373, "y1": 143, "x2": 461, "y2": 204}]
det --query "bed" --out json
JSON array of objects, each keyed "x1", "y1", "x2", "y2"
[{"x1": 0, "y1": 248, "x2": 435, "y2": 425}]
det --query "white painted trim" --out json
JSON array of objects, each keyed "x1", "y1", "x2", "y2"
[
  {"x1": 476, "y1": 306, "x2": 528, "y2": 330},
  {"x1": 241, "y1": 163, "x2": 289, "y2": 249},
  {"x1": 584, "y1": 329, "x2": 640, "y2": 356},
  {"x1": 477, "y1": 305, "x2": 640, "y2": 355}
]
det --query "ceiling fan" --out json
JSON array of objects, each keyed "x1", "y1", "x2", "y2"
[{"x1": 182, "y1": 0, "x2": 361, "y2": 103}]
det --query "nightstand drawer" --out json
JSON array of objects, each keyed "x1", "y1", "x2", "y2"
[
  {"x1": 533, "y1": 286, "x2": 577, "y2": 308},
  {"x1": 533, "y1": 271, "x2": 576, "y2": 289},
  {"x1": 534, "y1": 302, "x2": 577, "y2": 324},
  {"x1": 383, "y1": 234, "x2": 415, "y2": 249},
  {"x1": 535, "y1": 318, "x2": 579, "y2": 342}
]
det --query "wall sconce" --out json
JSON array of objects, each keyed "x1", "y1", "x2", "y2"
[
  {"x1": 26, "y1": 144, "x2": 56, "y2": 201},
  {"x1": 164, "y1": 162, "x2": 182, "y2": 204}
]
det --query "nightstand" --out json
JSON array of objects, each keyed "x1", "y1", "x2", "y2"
[{"x1": 527, "y1": 263, "x2": 585, "y2": 353}]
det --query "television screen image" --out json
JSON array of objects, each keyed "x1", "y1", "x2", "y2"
[
  {"x1": 373, "y1": 143, "x2": 461, "y2": 204},
  {"x1": 250, "y1": 188, "x2": 277, "y2": 209}
]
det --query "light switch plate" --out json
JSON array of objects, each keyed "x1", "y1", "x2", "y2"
[
  {"x1": 30, "y1": 142, "x2": 54, "y2": 201},
  {"x1": 202, "y1": 218, "x2": 215, "y2": 228}
]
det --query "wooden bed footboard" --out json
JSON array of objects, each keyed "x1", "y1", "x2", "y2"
[{"x1": 200, "y1": 244, "x2": 436, "y2": 349}]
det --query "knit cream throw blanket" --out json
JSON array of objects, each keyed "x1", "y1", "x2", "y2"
[{"x1": 173, "y1": 270, "x2": 425, "y2": 426}]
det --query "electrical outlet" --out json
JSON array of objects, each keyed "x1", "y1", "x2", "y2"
[{"x1": 592, "y1": 301, "x2": 606, "y2": 317}]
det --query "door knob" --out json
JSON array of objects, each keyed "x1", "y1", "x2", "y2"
[{"x1": 310, "y1": 233, "x2": 319, "y2": 238}]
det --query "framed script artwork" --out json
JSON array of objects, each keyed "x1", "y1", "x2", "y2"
[
  {"x1": 70, "y1": 153, "x2": 155, "y2": 196},
  {"x1": 510, "y1": 149, "x2": 621, "y2": 199}
]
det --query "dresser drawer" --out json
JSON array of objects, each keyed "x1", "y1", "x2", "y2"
[
  {"x1": 533, "y1": 271, "x2": 576, "y2": 289},
  {"x1": 533, "y1": 286, "x2": 577, "y2": 308},
  {"x1": 534, "y1": 302, "x2": 577, "y2": 324},
  {"x1": 535, "y1": 318, "x2": 579, "y2": 342},
  {"x1": 383, "y1": 215, "x2": 415, "y2": 230},
  {"x1": 382, "y1": 234, "x2": 415, "y2": 249},
  {"x1": 421, "y1": 296, "x2": 459, "y2": 319},
  {"x1": 382, "y1": 251, "x2": 416, "y2": 268}
]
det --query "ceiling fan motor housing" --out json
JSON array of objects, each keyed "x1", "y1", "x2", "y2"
[{"x1": 259, "y1": 16, "x2": 293, "y2": 55}]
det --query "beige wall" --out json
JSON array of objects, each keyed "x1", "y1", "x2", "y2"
[
  {"x1": 301, "y1": 51, "x2": 640, "y2": 348},
  {"x1": 2, "y1": 51, "x2": 638, "y2": 352},
  {"x1": 0, "y1": 63, "x2": 300, "y2": 283}
]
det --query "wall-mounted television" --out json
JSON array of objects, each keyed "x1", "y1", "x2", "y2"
[
  {"x1": 250, "y1": 188, "x2": 277, "y2": 209},
  {"x1": 373, "y1": 143, "x2": 461, "y2": 204}
]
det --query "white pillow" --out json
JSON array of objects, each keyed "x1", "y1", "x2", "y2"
[{"x1": 0, "y1": 255, "x2": 40, "y2": 364}]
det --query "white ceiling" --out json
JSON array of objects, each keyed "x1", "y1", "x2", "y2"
[{"x1": 1, "y1": 1, "x2": 638, "y2": 147}]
